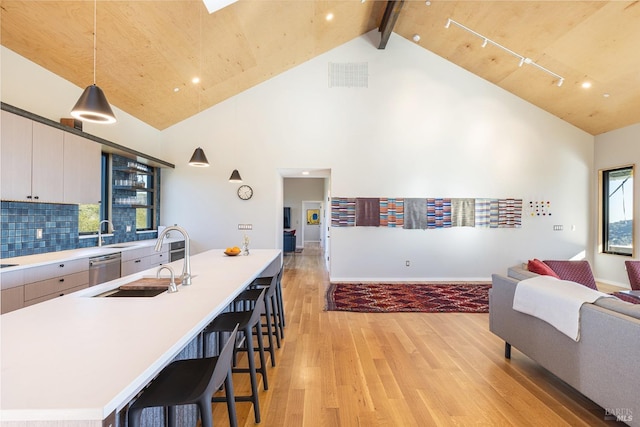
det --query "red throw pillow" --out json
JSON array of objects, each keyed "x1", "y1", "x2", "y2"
[{"x1": 528, "y1": 259, "x2": 560, "y2": 278}]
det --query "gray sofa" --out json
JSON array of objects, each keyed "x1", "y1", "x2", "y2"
[{"x1": 490, "y1": 273, "x2": 640, "y2": 425}]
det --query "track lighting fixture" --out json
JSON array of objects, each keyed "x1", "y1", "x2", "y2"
[{"x1": 445, "y1": 18, "x2": 565, "y2": 88}]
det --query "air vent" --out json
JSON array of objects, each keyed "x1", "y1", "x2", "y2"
[{"x1": 328, "y1": 62, "x2": 368, "y2": 88}]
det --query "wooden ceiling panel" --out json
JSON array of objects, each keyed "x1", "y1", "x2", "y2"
[{"x1": 2, "y1": 1, "x2": 639, "y2": 134}]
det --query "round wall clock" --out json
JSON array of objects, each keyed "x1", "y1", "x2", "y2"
[{"x1": 237, "y1": 185, "x2": 253, "y2": 200}]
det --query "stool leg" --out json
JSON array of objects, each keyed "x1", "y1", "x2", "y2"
[
  {"x1": 263, "y1": 299, "x2": 276, "y2": 367},
  {"x1": 243, "y1": 325, "x2": 261, "y2": 423},
  {"x1": 224, "y1": 369, "x2": 238, "y2": 427},
  {"x1": 254, "y1": 322, "x2": 269, "y2": 391},
  {"x1": 270, "y1": 294, "x2": 282, "y2": 348},
  {"x1": 127, "y1": 406, "x2": 142, "y2": 427},
  {"x1": 167, "y1": 406, "x2": 176, "y2": 427},
  {"x1": 197, "y1": 396, "x2": 213, "y2": 427},
  {"x1": 276, "y1": 279, "x2": 286, "y2": 329}
]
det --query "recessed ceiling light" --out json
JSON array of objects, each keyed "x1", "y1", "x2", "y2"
[
  {"x1": 302, "y1": 171, "x2": 310, "y2": 176},
  {"x1": 326, "y1": 12, "x2": 334, "y2": 21},
  {"x1": 173, "y1": 87, "x2": 180, "y2": 92},
  {"x1": 412, "y1": 34, "x2": 421, "y2": 42},
  {"x1": 192, "y1": 77, "x2": 200, "y2": 84},
  {"x1": 603, "y1": 93, "x2": 610, "y2": 98},
  {"x1": 581, "y1": 81, "x2": 592, "y2": 89}
]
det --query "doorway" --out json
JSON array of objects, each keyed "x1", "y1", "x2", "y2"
[{"x1": 301, "y1": 200, "x2": 323, "y2": 250}]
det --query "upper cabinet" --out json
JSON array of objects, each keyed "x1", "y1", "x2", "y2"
[
  {"x1": 1, "y1": 111, "x2": 32, "y2": 201},
  {"x1": 1, "y1": 110, "x2": 100, "y2": 204},
  {"x1": 63, "y1": 132, "x2": 101, "y2": 204},
  {"x1": 32, "y1": 121, "x2": 64, "y2": 202}
]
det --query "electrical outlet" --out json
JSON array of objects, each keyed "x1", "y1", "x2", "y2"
[
  {"x1": 36, "y1": 228, "x2": 43, "y2": 239},
  {"x1": 405, "y1": 260, "x2": 410, "y2": 267},
  {"x1": 126, "y1": 225, "x2": 132, "y2": 232}
]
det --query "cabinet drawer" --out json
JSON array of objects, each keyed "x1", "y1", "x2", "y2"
[
  {"x1": 24, "y1": 271, "x2": 89, "y2": 301},
  {"x1": 0, "y1": 269, "x2": 25, "y2": 290},
  {"x1": 23, "y1": 258, "x2": 89, "y2": 283},
  {"x1": 146, "y1": 251, "x2": 168, "y2": 268},
  {"x1": 121, "y1": 258, "x2": 146, "y2": 277},
  {"x1": 1, "y1": 286, "x2": 24, "y2": 314},
  {"x1": 121, "y1": 246, "x2": 154, "y2": 262},
  {"x1": 24, "y1": 283, "x2": 89, "y2": 307}
]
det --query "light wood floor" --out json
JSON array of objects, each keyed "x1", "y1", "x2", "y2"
[{"x1": 211, "y1": 245, "x2": 616, "y2": 426}]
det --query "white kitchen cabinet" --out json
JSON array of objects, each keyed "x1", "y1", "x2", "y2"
[
  {"x1": 1, "y1": 286, "x2": 24, "y2": 314},
  {"x1": 63, "y1": 132, "x2": 101, "y2": 204},
  {"x1": 0, "y1": 110, "x2": 64, "y2": 202},
  {"x1": 0, "y1": 267, "x2": 25, "y2": 314},
  {"x1": 32, "y1": 121, "x2": 64, "y2": 202},
  {"x1": 1, "y1": 111, "x2": 33, "y2": 201},
  {"x1": 22, "y1": 258, "x2": 90, "y2": 306},
  {"x1": 121, "y1": 244, "x2": 169, "y2": 276}
]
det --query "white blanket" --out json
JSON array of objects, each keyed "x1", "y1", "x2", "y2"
[{"x1": 512, "y1": 276, "x2": 613, "y2": 341}]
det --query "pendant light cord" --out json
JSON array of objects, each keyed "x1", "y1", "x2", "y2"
[{"x1": 93, "y1": 0, "x2": 97, "y2": 85}]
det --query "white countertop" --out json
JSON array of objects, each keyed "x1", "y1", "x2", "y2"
[
  {"x1": 0, "y1": 238, "x2": 184, "y2": 273},
  {"x1": 0, "y1": 248, "x2": 281, "y2": 424}
]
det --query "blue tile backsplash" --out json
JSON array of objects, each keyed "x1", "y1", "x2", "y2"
[
  {"x1": 1, "y1": 201, "x2": 158, "y2": 259},
  {"x1": 1, "y1": 154, "x2": 161, "y2": 259}
]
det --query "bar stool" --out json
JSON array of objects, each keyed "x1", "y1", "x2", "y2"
[
  {"x1": 234, "y1": 274, "x2": 279, "y2": 367},
  {"x1": 127, "y1": 324, "x2": 239, "y2": 427},
  {"x1": 250, "y1": 266, "x2": 285, "y2": 341},
  {"x1": 203, "y1": 288, "x2": 268, "y2": 424}
]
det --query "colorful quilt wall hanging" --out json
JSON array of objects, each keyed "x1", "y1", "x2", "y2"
[{"x1": 331, "y1": 197, "x2": 522, "y2": 229}]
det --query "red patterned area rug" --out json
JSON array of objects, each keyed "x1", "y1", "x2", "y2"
[{"x1": 325, "y1": 282, "x2": 491, "y2": 313}]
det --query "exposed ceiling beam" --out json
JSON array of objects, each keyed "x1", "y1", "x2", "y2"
[{"x1": 378, "y1": 0, "x2": 405, "y2": 49}]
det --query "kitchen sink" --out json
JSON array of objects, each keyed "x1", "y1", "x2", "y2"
[
  {"x1": 0, "y1": 263, "x2": 19, "y2": 269},
  {"x1": 97, "y1": 288, "x2": 166, "y2": 298}
]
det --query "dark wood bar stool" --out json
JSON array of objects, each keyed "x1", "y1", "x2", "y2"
[
  {"x1": 127, "y1": 324, "x2": 239, "y2": 427},
  {"x1": 202, "y1": 288, "x2": 268, "y2": 424}
]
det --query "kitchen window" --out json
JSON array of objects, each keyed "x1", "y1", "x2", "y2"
[
  {"x1": 78, "y1": 153, "x2": 109, "y2": 234},
  {"x1": 601, "y1": 165, "x2": 634, "y2": 256}
]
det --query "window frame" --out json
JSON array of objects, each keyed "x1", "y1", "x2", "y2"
[
  {"x1": 600, "y1": 164, "x2": 634, "y2": 256},
  {"x1": 78, "y1": 153, "x2": 109, "y2": 235}
]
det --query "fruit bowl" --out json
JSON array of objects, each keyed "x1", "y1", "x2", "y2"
[{"x1": 224, "y1": 247, "x2": 241, "y2": 256}]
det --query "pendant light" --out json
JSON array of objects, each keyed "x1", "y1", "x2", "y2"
[
  {"x1": 228, "y1": 169, "x2": 242, "y2": 182},
  {"x1": 71, "y1": 0, "x2": 116, "y2": 124},
  {"x1": 189, "y1": 147, "x2": 210, "y2": 167},
  {"x1": 188, "y1": 5, "x2": 210, "y2": 167}
]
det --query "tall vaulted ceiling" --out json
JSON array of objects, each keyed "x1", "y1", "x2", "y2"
[{"x1": 2, "y1": 1, "x2": 639, "y2": 135}]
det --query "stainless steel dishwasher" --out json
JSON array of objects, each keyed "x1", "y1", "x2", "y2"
[{"x1": 89, "y1": 253, "x2": 122, "y2": 286}]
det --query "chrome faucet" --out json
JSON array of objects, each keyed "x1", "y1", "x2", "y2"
[
  {"x1": 157, "y1": 265, "x2": 178, "y2": 293},
  {"x1": 155, "y1": 225, "x2": 192, "y2": 286},
  {"x1": 98, "y1": 220, "x2": 115, "y2": 247}
]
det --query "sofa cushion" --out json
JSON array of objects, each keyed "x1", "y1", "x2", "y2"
[
  {"x1": 527, "y1": 259, "x2": 560, "y2": 278},
  {"x1": 507, "y1": 265, "x2": 539, "y2": 281},
  {"x1": 543, "y1": 260, "x2": 597, "y2": 290}
]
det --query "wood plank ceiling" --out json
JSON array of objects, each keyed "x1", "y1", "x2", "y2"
[{"x1": 1, "y1": 1, "x2": 639, "y2": 135}]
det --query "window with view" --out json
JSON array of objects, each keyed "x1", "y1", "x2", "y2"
[
  {"x1": 601, "y1": 165, "x2": 633, "y2": 256},
  {"x1": 78, "y1": 153, "x2": 108, "y2": 234}
]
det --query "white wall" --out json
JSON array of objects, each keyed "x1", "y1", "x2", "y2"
[
  {"x1": 594, "y1": 123, "x2": 640, "y2": 287},
  {"x1": 159, "y1": 31, "x2": 594, "y2": 281},
  {"x1": 1, "y1": 31, "x2": 596, "y2": 281}
]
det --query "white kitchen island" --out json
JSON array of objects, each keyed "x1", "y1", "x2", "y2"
[{"x1": 0, "y1": 248, "x2": 281, "y2": 427}]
